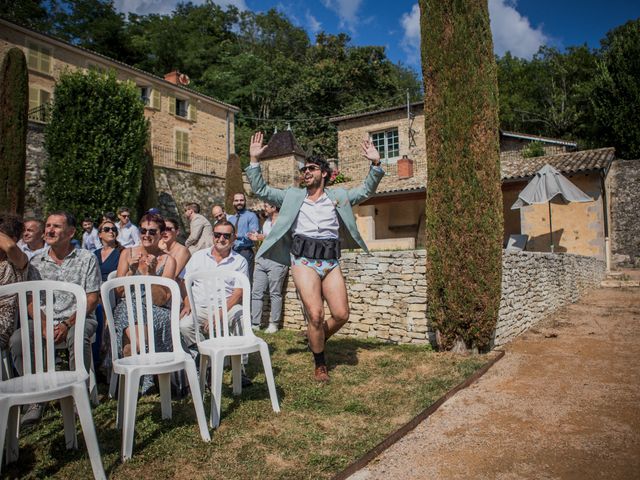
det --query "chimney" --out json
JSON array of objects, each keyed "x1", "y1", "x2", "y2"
[
  {"x1": 398, "y1": 154, "x2": 414, "y2": 179},
  {"x1": 164, "y1": 70, "x2": 179, "y2": 84}
]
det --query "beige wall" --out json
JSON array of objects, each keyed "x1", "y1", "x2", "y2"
[
  {"x1": 519, "y1": 174, "x2": 605, "y2": 258},
  {"x1": 0, "y1": 21, "x2": 234, "y2": 174},
  {"x1": 259, "y1": 153, "x2": 305, "y2": 189},
  {"x1": 335, "y1": 108, "x2": 426, "y2": 181}
]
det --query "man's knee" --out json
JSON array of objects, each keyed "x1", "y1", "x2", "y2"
[
  {"x1": 332, "y1": 307, "x2": 349, "y2": 325},
  {"x1": 306, "y1": 308, "x2": 324, "y2": 328}
]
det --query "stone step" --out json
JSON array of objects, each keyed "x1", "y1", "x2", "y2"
[{"x1": 600, "y1": 279, "x2": 640, "y2": 288}]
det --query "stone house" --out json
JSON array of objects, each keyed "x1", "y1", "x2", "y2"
[
  {"x1": 328, "y1": 102, "x2": 615, "y2": 260},
  {"x1": 0, "y1": 18, "x2": 239, "y2": 223}
]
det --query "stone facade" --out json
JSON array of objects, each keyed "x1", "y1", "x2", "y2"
[
  {"x1": 0, "y1": 18, "x2": 237, "y2": 176},
  {"x1": 608, "y1": 159, "x2": 640, "y2": 267},
  {"x1": 494, "y1": 250, "x2": 606, "y2": 346},
  {"x1": 278, "y1": 249, "x2": 605, "y2": 347}
]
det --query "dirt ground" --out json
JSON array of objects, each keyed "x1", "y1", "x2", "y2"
[{"x1": 349, "y1": 286, "x2": 640, "y2": 480}]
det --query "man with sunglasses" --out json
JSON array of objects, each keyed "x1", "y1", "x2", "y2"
[
  {"x1": 115, "y1": 207, "x2": 140, "y2": 248},
  {"x1": 179, "y1": 220, "x2": 249, "y2": 356},
  {"x1": 246, "y1": 131, "x2": 383, "y2": 382}
]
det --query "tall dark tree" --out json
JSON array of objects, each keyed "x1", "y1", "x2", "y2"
[
  {"x1": 45, "y1": 70, "x2": 148, "y2": 220},
  {"x1": 421, "y1": 0, "x2": 503, "y2": 351},
  {"x1": 0, "y1": 48, "x2": 28, "y2": 214},
  {"x1": 590, "y1": 18, "x2": 640, "y2": 159}
]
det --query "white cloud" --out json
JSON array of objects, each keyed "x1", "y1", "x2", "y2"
[
  {"x1": 400, "y1": 3, "x2": 420, "y2": 67},
  {"x1": 488, "y1": 0, "x2": 548, "y2": 58},
  {"x1": 306, "y1": 11, "x2": 322, "y2": 36},
  {"x1": 321, "y1": 0, "x2": 363, "y2": 32},
  {"x1": 114, "y1": 0, "x2": 247, "y2": 16},
  {"x1": 400, "y1": 0, "x2": 548, "y2": 67}
]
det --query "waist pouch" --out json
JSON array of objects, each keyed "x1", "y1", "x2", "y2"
[{"x1": 291, "y1": 235, "x2": 341, "y2": 260}]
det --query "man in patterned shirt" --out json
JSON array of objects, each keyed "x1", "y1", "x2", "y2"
[{"x1": 10, "y1": 211, "x2": 101, "y2": 425}]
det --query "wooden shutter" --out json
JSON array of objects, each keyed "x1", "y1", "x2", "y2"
[
  {"x1": 188, "y1": 102, "x2": 197, "y2": 121},
  {"x1": 151, "y1": 88, "x2": 161, "y2": 109},
  {"x1": 175, "y1": 131, "x2": 189, "y2": 163},
  {"x1": 29, "y1": 87, "x2": 40, "y2": 111},
  {"x1": 168, "y1": 96, "x2": 176, "y2": 115}
]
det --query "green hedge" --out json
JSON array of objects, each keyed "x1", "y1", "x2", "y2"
[
  {"x1": 44, "y1": 69, "x2": 149, "y2": 221},
  {"x1": 0, "y1": 48, "x2": 28, "y2": 214},
  {"x1": 420, "y1": 0, "x2": 504, "y2": 351}
]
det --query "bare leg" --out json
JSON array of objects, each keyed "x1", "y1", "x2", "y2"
[
  {"x1": 291, "y1": 264, "x2": 325, "y2": 353},
  {"x1": 321, "y1": 267, "x2": 349, "y2": 339}
]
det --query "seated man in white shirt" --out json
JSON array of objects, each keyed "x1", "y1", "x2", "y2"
[
  {"x1": 81, "y1": 217, "x2": 102, "y2": 252},
  {"x1": 179, "y1": 220, "x2": 249, "y2": 354},
  {"x1": 115, "y1": 207, "x2": 141, "y2": 248},
  {"x1": 17, "y1": 218, "x2": 47, "y2": 260}
]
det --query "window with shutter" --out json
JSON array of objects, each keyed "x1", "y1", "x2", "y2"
[
  {"x1": 168, "y1": 96, "x2": 176, "y2": 115},
  {"x1": 151, "y1": 89, "x2": 161, "y2": 109},
  {"x1": 27, "y1": 43, "x2": 52, "y2": 74},
  {"x1": 188, "y1": 102, "x2": 197, "y2": 121},
  {"x1": 175, "y1": 130, "x2": 189, "y2": 164}
]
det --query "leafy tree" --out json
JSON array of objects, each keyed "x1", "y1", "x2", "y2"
[
  {"x1": 0, "y1": 48, "x2": 28, "y2": 214},
  {"x1": 0, "y1": 0, "x2": 57, "y2": 31},
  {"x1": 421, "y1": 0, "x2": 503, "y2": 351},
  {"x1": 590, "y1": 18, "x2": 640, "y2": 159},
  {"x1": 44, "y1": 70, "x2": 149, "y2": 221},
  {"x1": 521, "y1": 141, "x2": 545, "y2": 158}
]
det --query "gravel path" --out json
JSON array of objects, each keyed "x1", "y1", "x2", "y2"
[{"x1": 349, "y1": 286, "x2": 640, "y2": 480}]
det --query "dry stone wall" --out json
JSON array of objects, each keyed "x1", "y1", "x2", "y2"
[
  {"x1": 279, "y1": 249, "x2": 605, "y2": 347},
  {"x1": 494, "y1": 250, "x2": 606, "y2": 346},
  {"x1": 608, "y1": 159, "x2": 640, "y2": 267}
]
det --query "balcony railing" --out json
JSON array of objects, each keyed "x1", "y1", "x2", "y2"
[
  {"x1": 28, "y1": 103, "x2": 51, "y2": 123},
  {"x1": 151, "y1": 145, "x2": 226, "y2": 177}
]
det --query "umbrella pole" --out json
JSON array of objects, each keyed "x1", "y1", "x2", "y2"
[{"x1": 548, "y1": 201, "x2": 554, "y2": 253}]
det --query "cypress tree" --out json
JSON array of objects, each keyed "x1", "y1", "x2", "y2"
[
  {"x1": 420, "y1": 0, "x2": 504, "y2": 351},
  {"x1": 224, "y1": 153, "x2": 245, "y2": 214},
  {"x1": 0, "y1": 48, "x2": 28, "y2": 214}
]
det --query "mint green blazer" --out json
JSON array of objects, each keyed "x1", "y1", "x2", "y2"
[{"x1": 245, "y1": 164, "x2": 385, "y2": 266}]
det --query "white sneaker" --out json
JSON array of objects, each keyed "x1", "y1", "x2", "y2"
[
  {"x1": 265, "y1": 324, "x2": 279, "y2": 334},
  {"x1": 251, "y1": 325, "x2": 260, "y2": 332}
]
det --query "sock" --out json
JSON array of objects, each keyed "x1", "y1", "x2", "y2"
[{"x1": 313, "y1": 351, "x2": 326, "y2": 368}]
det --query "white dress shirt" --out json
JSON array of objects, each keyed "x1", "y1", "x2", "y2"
[
  {"x1": 293, "y1": 192, "x2": 339, "y2": 239},
  {"x1": 116, "y1": 221, "x2": 141, "y2": 248},
  {"x1": 17, "y1": 239, "x2": 48, "y2": 260},
  {"x1": 82, "y1": 227, "x2": 102, "y2": 252},
  {"x1": 184, "y1": 249, "x2": 249, "y2": 307}
]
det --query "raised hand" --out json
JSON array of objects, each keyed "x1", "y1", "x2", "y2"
[
  {"x1": 361, "y1": 138, "x2": 381, "y2": 165},
  {"x1": 250, "y1": 132, "x2": 268, "y2": 161}
]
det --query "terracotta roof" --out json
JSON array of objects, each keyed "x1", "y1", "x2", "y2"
[
  {"x1": 334, "y1": 174, "x2": 426, "y2": 195},
  {"x1": 501, "y1": 131, "x2": 577, "y2": 147},
  {"x1": 329, "y1": 102, "x2": 423, "y2": 123},
  {"x1": 0, "y1": 17, "x2": 239, "y2": 112},
  {"x1": 501, "y1": 147, "x2": 614, "y2": 180},
  {"x1": 261, "y1": 131, "x2": 306, "y2": 159}
]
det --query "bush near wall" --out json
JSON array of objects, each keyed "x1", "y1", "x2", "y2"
[
  {"x1": 420, "y1": 0, "x2": 504, "y2": 351},
  {"x1": 0, "y1": 47, "x2": 28, "y2": 214},
  {"x1": 44, "y1": 70, "x2": 148, "y2": 221}
]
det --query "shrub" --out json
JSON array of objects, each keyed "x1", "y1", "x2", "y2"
[
  {"x1": 0, "y1": 48, "x2": 28, "y2": 214},
  {"x1": 521, "y1": 141, "x2": 545, "y2": 158},
  {"x1": 44, "y1": 69, "x2": 148, "y2": 221},
  {"x1": 421, "y1": 0, "x2": 504, "y2": 351}
]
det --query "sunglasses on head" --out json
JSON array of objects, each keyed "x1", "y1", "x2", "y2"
[
  {"x1": 213, "y1": 232, "x2": 232, "y2": 240},
  {"x1": 101, "y1": 226, "x2": 118, "y2": 233},
  {"x1": 140, "y1": 228, "x2": 158, "y2": 235},
  {"x1": 299, "y1": 165, "x2": 320, "y2": 173}
]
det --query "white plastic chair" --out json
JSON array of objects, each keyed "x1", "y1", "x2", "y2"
[
  {"x1": 184, "y1": 270, "x2": 280, "y2": 428},
  {"x1": 104, "y1": 270, "x2": 119, "y2": 399},
  {"x1": 101, "y1": 275, "x2": 210, "y2": 461},
  {"x1": 0, "y1": 280, "x2": 106, "y2": 479}
]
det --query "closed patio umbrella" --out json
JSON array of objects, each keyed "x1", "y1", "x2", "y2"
[{"x1": 511, "y1": 164, "x2": 592, "y2": 252}]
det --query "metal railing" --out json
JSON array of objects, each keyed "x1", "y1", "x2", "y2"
[
  {"x1": 151, "y1": 145, "x2": 226, "y2": 177},
  {"x1": 28, "y1": 103, "x2": 51, "y2": 123}
]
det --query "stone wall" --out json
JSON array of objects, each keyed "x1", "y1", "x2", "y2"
[
  {"x1": 608, "y1": 159, "x2": 640, "y2": 267},
  {"x1": 494, "y1": 250, "x2": 606, "y2": 346},
  {"x1": 278, "y1": 249, "x2": 605, "y2": 347},
  {"x1": 282, "y1": 250, "x2": 429, "y2": 343}
]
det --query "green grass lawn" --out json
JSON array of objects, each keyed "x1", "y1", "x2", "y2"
[{"x1": 6, "y1": 330, "x2": 489, "y2": 479}]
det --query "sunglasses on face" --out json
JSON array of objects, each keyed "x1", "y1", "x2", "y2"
[
  {"x1": 164, "y1": 226, "x2": 177, "y2": 232},
  {"x1": 101, "y1": 226, "x2": 118, "y2": 233},
  {"x1": 299, "y1": 165, "x2": 320, "y2": 173},
  {"x1": 213, "y1": 232, "x2": 232, "y2": 240},
  {"x1": 120, "y1": 213, "x2": 130, "y2": 218},
  {"x1": 140, "y1": 228, "x2": 158, "y2": 235}
]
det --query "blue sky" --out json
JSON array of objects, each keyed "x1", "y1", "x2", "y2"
[{"x1": 114, "y1": 0, "x2": 640, "y2": 70}]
